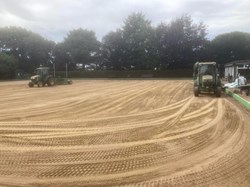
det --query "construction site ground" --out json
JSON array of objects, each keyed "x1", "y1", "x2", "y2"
[{"x1": 0, "y1": 80, "x2": 250, "y2": 187}]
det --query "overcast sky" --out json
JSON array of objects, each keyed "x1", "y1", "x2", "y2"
[{"x1": 0, "y1": 0, "x2": 249, "y2": 42}]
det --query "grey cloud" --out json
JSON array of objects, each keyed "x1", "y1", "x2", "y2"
[{"x1": 0, "y1": 0, "x2": 249, "y2": 42}]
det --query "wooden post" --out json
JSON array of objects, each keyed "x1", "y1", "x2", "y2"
[
  {"x1": 66, "y1": 63, "x2": 68, "y2": 78},
  {"x1": 53, "y1": 63, "x2": 56, "y2": 77}
]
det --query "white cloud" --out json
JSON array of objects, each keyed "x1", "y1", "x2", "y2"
[{"x1": 0, "y1": 0, "x2": 250, "y2": 42}]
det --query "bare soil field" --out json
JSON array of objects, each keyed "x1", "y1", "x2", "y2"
[{"x1": 0, "y1": 80, "x2": 250, "y2": 187}]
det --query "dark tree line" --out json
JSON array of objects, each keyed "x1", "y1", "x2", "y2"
[
  {"x1": 0, "y1": 27, "x2": 55, "y2": 74},
  {"x1": 1, "y1": 13, "x2": 250, "y2": 79}
]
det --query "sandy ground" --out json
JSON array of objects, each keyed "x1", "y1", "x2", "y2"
[{"x1": 0, "y1": 80, "x2": 250, "y2": 187}]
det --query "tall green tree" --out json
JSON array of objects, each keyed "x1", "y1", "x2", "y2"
[
  {"x1": 102, "y1": 30, "x2": 127, "y2": 70},
  {"x1": 156, "y1": 15, "x2": 208, "y2": 69},
  {"x1": 53, "y1": 42, "x2": 69, "y2": 71},
  {"x1": 122, "y1": 13, "x2": 157, "y2": 70},
  {"x1": 211, "y1": 31, "x2": 250, "y2": 64},
  {"x1": 0, "y1": 26, "x2": 55, "y2": 73},
  {"x1": 56, "y1": 28, "x2": 100, "y2": 70},
  {"x1": 0, "y1": 53, "x2": 18, "y2": 79}
]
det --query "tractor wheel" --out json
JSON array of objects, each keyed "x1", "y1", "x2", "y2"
[
  {"x1": 48, "y1": 79, "x2": 55, "y2": 86},
  {"x1": 216, "y1": 86, "x2": 221, "y2": 97},
  {"x1": 37, "y1": 81, "x2": 43, "y2": 87},
  {"x1": 28, "y1": 82, "x2": 34, "y2": 87},
  {"x1": 194, "y1": 86, "x2": 199, "y2": 97},
  {"x1": 246, "y1": 88, "x2": 249, "y2": 96}
]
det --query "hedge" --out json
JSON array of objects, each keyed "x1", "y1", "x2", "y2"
[{"x1": 55, "y1": 69, "x2": 193, "y2": 79}]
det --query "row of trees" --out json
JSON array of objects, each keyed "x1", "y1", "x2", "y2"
[{"x1": 1, "y1": 13, "x2": 250, "y2": 79}]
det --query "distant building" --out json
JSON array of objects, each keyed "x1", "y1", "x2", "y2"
[{"x1": 224, "y1": 60, "x2": 250, "y2": 82}]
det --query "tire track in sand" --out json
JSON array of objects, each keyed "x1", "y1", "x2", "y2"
[{"x1": 0, "y1": 80, "x2": 249, "y2": 187}]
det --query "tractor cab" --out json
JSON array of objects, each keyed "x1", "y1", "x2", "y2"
[
  {"x1": 199, "y1": 63, "x2": 216, "y2": 75},
  {"x1": 29, "y1": 67, "x2": 55, "y2": 87},
  {"x1": 193, "y1": 62, "x2": 221, "y2": 97},
  {"x1": 33, "y1": 67, "x2": 50, "y2": 81}
]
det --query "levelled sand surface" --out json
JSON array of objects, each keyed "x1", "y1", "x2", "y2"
[{"x1": 0, "y1": 80, "x2": 250, "y2": 186}]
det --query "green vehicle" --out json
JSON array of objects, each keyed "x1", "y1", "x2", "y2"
[
  {"x1": 28, "y1": 67, "x2": 55, "y2": 87},
  {"x1": 193, "y1": 62, "x2": 221, "y2": 97}
]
